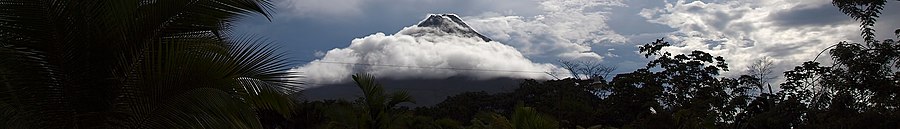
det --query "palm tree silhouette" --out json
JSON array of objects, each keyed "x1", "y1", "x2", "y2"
[{"x1": 0, "y1": 0, "x2": 300, "y2": 128}]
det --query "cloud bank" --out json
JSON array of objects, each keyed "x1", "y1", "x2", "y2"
[
  {"x1": 291, "y1": 22, "x2": 566, "y2": 86},
  {"x1": 639, "y1": 0, "x2": 860, "y2": 77},
  {"x1": 465, "y1": 0, "x2": 628, "y2": 61}
]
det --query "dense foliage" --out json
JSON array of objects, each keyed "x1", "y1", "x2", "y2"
[{"x1": 0, "y1": 0, "x2": 301, "y2": 128}]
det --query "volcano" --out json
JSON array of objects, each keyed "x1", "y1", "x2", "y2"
[
  {"x1": 298, "y1": 14, "x2": 536, "y2": 106},
  {"x1": 402, "y1": 14, "x2": 493, "y2": 42}
]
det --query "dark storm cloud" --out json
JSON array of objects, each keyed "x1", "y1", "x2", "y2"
[
  {"x1": 276, "y1": 0, "x2": 544, "y2": 20},
  {"x1": 770, "y1": 5, "x2": 852, "y2": 27},
  {"x1": 874, "y1": 2, "x2": 900, "y2": 39}
]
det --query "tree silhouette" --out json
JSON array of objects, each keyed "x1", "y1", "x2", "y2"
[
  {"x1": 769, "y1": 0, "x2": 900, "y2": 128},
  {"x1": 746, "y1": 57, "x2": 777, "y2": 94},
  {"x1": 559, "y1": 60, "x2": 617, "y2": 81},
  {"x1": 832, "y1": 0, "x2": 894, "y2": 42}
]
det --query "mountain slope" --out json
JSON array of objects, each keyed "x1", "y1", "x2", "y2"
[{"x1": 299, "y1": 77, "x2": 522, "y2": 107}]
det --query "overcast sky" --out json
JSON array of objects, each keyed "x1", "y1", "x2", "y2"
[{"x1": 234, "y1": 0, "x2": 899, "y2": 86}]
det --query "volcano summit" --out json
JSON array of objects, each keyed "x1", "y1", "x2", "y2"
[{"x1": 400, "y1": 14, "x2": 493, "y2": 42}]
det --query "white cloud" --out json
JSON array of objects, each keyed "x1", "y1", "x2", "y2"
[
  {"x1": 464, "y1": 0, "x2": 628, "y2": 61},
  {"x1": 291, "y1": 25, "x2": 566, "y2": 86},
  {"x1": 639, "y1": 0, "x2": 860, "y2": 78},
  {"x1": 287, "y1": 0, "x2": 630, "y2": 86},
  {"x1": 313, "y1": 50, "x2": 326, "y2": 58}
]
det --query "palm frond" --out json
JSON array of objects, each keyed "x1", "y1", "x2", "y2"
[
  {"x1": 512, "y1": 106, "x2": 559, "y2": 129},
  {"x1": 0, "y1": 0, "x2": 295, "y2": 128},
  {"x1": 133, "y1": 88, "x2": 261, "y2": 129},
  {"x1": 388, "y1": 91, "x2": 414, "y2": 107}
]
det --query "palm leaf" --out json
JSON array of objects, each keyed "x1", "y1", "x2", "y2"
[{"x1": 1, "y1": 0, "x2": 296, "y2": 128}]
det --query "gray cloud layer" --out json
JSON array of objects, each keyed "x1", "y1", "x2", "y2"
[{"x1": 770, "y1": 4, "x2": 853, "y2": 27}]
